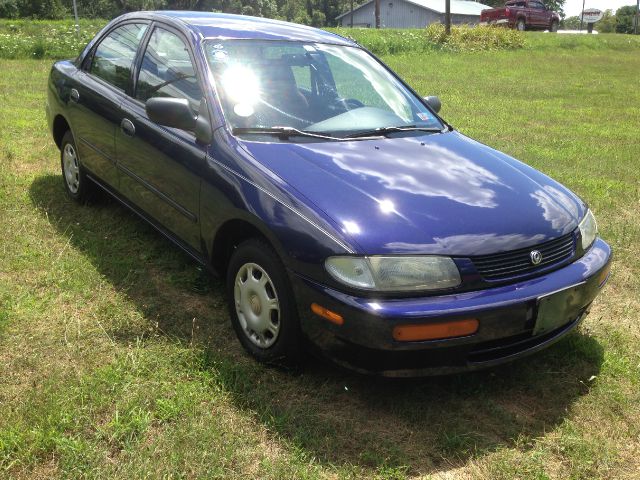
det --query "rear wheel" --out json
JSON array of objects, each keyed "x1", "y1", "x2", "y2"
[
  {"x1": 516, "y1": 19, "x2": 526, "y2": 31},
  {"x1": 226, "y1": 238, "x2": 302, "y2": 365},
  {"x1": 60, "y1": 130, "x2": 95, "y2": 203},
  {"x1": 550, "y1": 20, "x2": 559, "y2": 32}
]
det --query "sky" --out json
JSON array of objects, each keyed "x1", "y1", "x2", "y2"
[{"x1": 563, "y1": 0, "x2": 637, "y2": 17}]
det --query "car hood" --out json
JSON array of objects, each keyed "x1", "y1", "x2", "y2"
[{"x1": 239, "y1": 131, "x2": 586, "y2": 256}]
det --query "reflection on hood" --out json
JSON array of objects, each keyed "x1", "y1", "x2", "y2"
[
  {"x1": 332, "y1": 143, "x2": 505, "y2": 208},
  {"x1": 531, "y1": 185, "x2": 582, "y2": 230},
  {"x1": 385, "y1": 233, "x2": 549, "y2": 254},
  {"x1": 237, "y1": 131, "x2": 586, "y2": 255}
]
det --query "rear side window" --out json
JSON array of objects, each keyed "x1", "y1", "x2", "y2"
[
  {"x1": 90, "y1": 23, "x2": 148, "y2": 91},
  {"x1": 136, "y1": 27, "x2": 203, "y2": 112}
]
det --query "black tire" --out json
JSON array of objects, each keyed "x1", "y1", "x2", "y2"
[
  {"x1": 60, "y1": 130, "x2": 96, "y2": 203},
  {"x1": 550, "y1": 21, "x2": 559, "y2": 33},
  {"x1": 226, "y1": 238, "x2": 302, "y2": 366},
  {"x1": 516, "y1": 19, "x2": 526, "y2": 31}
]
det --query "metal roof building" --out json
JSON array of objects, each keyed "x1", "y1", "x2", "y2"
[{"x1": 336, "y1": 0, "x2": 491, "y2": 28}]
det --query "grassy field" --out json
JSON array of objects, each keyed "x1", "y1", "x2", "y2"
[
  {"x1": 0, "y1": 19, "x2": 101, "y2": 59},
  {"x1": 3, "y1": 18, "x2": 640, "y2": 59},
  {"x1": 1, "y1": 31, "x2": 639, "y2": 479}
]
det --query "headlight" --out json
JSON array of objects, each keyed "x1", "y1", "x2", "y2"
[
  {"x1": 325, "y1": 256, "x2": 461, "y2": 292},
  {"x1": 579, "y1": 209, "x2": 597, "y2": 250}
]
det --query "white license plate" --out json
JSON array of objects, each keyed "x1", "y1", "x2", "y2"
[{"x1": 533, "y1": 283, "x2": 586, "y2": 336}]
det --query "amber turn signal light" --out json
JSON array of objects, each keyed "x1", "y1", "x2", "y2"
[
  {"x1": 311, "y1": 303, "x2": 344, "y2": 326},
  {"x1": 393, "y1": 319, "x2": 479, "y2": 342}
]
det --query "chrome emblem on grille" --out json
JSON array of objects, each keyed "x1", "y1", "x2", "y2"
[{"x1": 530, "y1": 250, "x2": 543, "y2": 265}]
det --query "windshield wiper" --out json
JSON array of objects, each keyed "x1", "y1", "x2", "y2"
[
  {"x1": 148, "y1": 72, "x2": 195, "y2": 94},
  {"x1": 232, "y1": 126, "x2": 343, "y2": 141},
  {"x1": 344, "y1": 125, "x2": 447, "y2": 139}
]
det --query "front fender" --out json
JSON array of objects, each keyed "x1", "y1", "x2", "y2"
[{"x1": 200, "y1": 129, "x2": 355, "y2": 282}]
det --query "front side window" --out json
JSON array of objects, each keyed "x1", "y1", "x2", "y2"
[
  {"x1": 204, "y1": 40, "x2": 443, "y2": 138},
  {"x1": 136, "y1": 27, "x2": 203, "y2": 112},
  {"x1": 90, "y1": 23, "x2": 148, "y2": 91}
]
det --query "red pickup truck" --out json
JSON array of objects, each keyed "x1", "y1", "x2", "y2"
[{"x1": 480, "y1": 1, "x2": 560, "y2": 32}]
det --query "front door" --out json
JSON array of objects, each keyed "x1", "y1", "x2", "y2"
[
  {"x1": 528, "y1": 1, "x2": 547, "y2": 27},
  {"x1": 116, "y1": 25, "x2": 206, "y2": 251}
]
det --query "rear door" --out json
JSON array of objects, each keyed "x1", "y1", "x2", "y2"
[
  {"x1": 68, "y1": 22, "x2": 148, "y2": 187},
  {"x1": 115, "y1": 24, "x2": 206, "y2": 251}
]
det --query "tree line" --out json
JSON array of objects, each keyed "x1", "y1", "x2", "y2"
[
  {"x1": 0, "y1": 0, "x2": 351, "y2": 26},
  {"x1": 0, "y1": 0, "x2": 570, "y2": 26},
  {"x1": 0, "y1": 1, "x2": 570, "y2": 26},
  {"x1": 1, "y1": 0, "x2": 637, "y2": 33}
]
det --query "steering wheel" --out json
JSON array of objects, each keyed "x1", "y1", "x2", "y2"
[
  {"x1": 332, "y1": 97, "x2": 364, "y2": 111},
  {"x1": 249, "y1": 100, "x2": 314, "y2": 128}
]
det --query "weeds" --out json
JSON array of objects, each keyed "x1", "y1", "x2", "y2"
[
  {"x1": 331, "y1": 24, "x2": 525, "y2": 54},
  {"x1": 0, "y1": 19, "x2": 103, "y2": 59}
]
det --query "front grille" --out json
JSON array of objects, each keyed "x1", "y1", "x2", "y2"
[{"x1": 470, "y1": 232, "x2": 575, "y2": 281}]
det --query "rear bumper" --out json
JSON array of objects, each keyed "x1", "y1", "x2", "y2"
[{"x1": 291, "y1": 238, "x2": 612, "y2": 377}]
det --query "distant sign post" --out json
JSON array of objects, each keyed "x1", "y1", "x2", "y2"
[{"x1": 581, "y1": 8, "x2": 604, "y2": 34}]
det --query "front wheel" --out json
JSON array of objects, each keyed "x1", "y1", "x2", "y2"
[
  {"x1": 226, "y1": 239, "x2": 302, "y2": 365},
  {"x1": 550, "y1": 20, "x2": 559, "y2": 33},
  {"x1": 516, "y1": 19, "x2": 526, "y2": 31}
]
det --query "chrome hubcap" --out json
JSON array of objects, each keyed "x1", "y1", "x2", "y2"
[
  {"x1": 62, "y1": 143, "x2": 80, "y2": 193},
  {"x1": 234, "y1": 263, "x2": 280, "y2": 348}
]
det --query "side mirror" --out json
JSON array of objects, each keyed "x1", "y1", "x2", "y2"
[
  {"x1": 424, "y1": 95, "x2": 442, "y2": 113},
  {"x1": 146, "y1": 97, "x2": 213, "y2": 144},
  {"x1": 146, "y1": 97, "x2": 196, "y2": 130}
]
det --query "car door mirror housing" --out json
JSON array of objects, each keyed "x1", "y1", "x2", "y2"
[
  {"x1": 146, "y1": 97, "x2": 212, "y2": 144},
  {"x1": 194, "y1": 99, "x2": 213, "y2": 145},
  {"x1": 424, "y1": 95, "x2": 442, "y2": 113},
  {"x1": 146, "y1": 97, "x2": 197, "y2": 131}
]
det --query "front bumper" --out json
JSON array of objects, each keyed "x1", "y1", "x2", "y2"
[{"x1": 292, "y1": 238, "x2": 612, "y2": 377}]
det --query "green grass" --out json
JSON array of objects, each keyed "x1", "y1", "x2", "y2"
[
  {"x1": 7, "y1": 19, "x2": 640, "y2": 60},
  {"x1": 0, "y1": 19, "x2": 104, "y2": 59},
  {"x1": 1, "y1": 32, "x2": 640, "y2": 479}
]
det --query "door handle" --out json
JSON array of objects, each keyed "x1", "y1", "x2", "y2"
[
  {"x1": 69, "y1": 88, "x2": 79, "y2": 103},
  {"x1": 120, "y1": 118, "x2": 136, "y2": 137}
]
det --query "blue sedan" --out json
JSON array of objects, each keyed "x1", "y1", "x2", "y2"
[{"x1": 46, "y1": 11, "x2": 611, "y2": 376}]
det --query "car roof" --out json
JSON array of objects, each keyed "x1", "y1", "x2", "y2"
[{"x1": 145, "y1": 11, "x2": 356, "y2": 46}]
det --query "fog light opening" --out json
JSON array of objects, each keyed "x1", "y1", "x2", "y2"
[
  {"x1": 393, "y1": 319, "x2": 479, "y2": 342},
  {"x1": 311, "y1": 303, "x2": 344, "y2": 326},
  {"x1": 598, "y1": 264, "x2": 611, "y2": 287}
]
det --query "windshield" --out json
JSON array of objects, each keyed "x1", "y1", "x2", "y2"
[{"x1": 203, "y1": 40, "x2": 444, "y2": 139}]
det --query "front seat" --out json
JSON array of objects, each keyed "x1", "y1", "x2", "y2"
[{"x1": 257, "y1": 59, "x2": 310, "y2": 125}]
